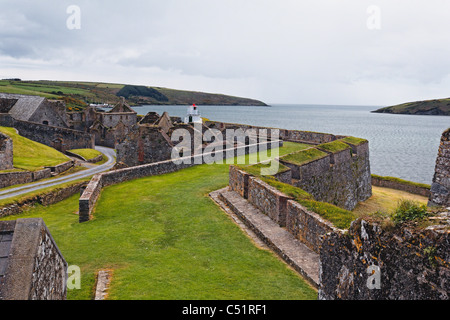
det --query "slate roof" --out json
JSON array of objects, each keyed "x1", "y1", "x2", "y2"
[{"x1": 0, "y1": 93, "x2": 45, "y2": 121}]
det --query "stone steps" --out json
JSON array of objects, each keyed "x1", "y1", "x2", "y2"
[{"x1": 210, "y1": 187, "x2": 319, "y2": 289}]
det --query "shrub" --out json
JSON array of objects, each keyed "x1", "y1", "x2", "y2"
[{"x1": 392, "y1": 199, "x2": 429, "y2": 224}]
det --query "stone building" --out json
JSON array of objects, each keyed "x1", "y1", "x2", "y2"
[
  {"x1": 429, "y1": 128, "x2": 450, "y2": 207},
  {"x1": 67, "y1": 98, "x2": 137, "y2": 148},
  {"x1": 0, "y1": 132, "x2": 13, "y2": 171},
  {"x1": 0, "y1": 93, "x2": 69, "y2": 128},
  {"x1": 0, "y1": 218, "x2": 68, "y2": 300}
]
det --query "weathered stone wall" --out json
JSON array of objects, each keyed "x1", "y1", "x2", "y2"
[
  {"x1": 46, "y1": 160, "x2": 74, "y2": 175},
  {"x1": 116, "y1": 125, "x2": 174, "y2": 166},
  {"x1": 0, "y1": 132, "x2": 13, "y2": 171},
  {"x1": 0, "y1": 114, "x2": 14, "y2": 127},
  {"x1": 286, "y1": 200, "x2": 339, "y2": 253},
  {"x1": 0, "y1": 171, "x2": 33, "y2": 188},
  {"x1": 319, "y1": 218, "x2": 450, "y2": 300},
  {"x1": 0, "y1": 218, "x2": 67, "y2": 300},
  {"x1": 429, "y1": 128, "x2": 450, "y2": 207},
  {"x1": 228, "y1": 171, "x2": 340, "y2": 254},
  {"x1": 29, "y1": 100, "x2": 69, "y2": 128},
  {"x1": 0, "y1": 181, "x2": 87, "y2": 219},
  {"x1": 79, "y1": 174, "x2": 103, "y2": 223},
  {"x1": 228, "y1": 166, "x2": 249, "y2": 199},
  {"x1": 13, "y1": 119, "x2": 94, "y2": 152},
  {"x1": 280, "y1": 142, "x2": 372, "y2": 211},
  {"x1": 372, "y1": 176, "x2": 431, "y2": 197},
  {"x1": 247, "y1": 176, "x2": 292, "y2": 227}
]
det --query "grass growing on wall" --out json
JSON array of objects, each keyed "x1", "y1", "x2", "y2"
[
  {"x1": 0, "y1": 126, "x2": 70, "y2": 171},
  {"x1": 261, "y1": 177, "x2": 356, "y2": 229},
  {"x1": 371, "y1": 174, "x2": 431, "y2": 190},
  {"x1": 0, "y1": 142, "x2": 318, "y2": 300},
  {"x1": 317, "y1": 140, "x2": 351, "y2": 153},
  {"x1": 279, "y1": 147, "x2": 328, "y2": 166}
]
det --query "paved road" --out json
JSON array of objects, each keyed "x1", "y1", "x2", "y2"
[{"x1": 0, "y1": 146, "x2": 116, "y2": 201}]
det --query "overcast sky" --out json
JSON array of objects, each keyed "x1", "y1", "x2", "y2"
[{"x1": 1, "y1": 0, "x2": 450, "y2": 106}]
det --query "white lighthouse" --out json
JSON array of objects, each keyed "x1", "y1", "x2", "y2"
[{"x1": 184, "y1": 104, "x2": 202, "y2": 124}]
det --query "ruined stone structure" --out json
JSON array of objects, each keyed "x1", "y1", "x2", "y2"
[
  {"x1": 0, "y1": 93, "x2": 69, "y2": 128},
  {"x1": 67, "y1": 98, "x2": 137, "y2": 148},
  {"x1": 0, "y1": 218, "x2": 67, "y2": 300},
  {"x1": 429, "y1": 128, "x2": 450, "y2": 207},
  {"x1": 0, "y1": 94, "x2": 94, "y2": 152},
  {"x1": 319, "y1": 218, "x2": 450, "y2": 300},
  {"x1": 0, "y1": 132, "x2": 13, "y2": 171}
]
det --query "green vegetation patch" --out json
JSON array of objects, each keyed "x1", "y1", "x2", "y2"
[
  {"x1": 279, "y1": 147, "x2": 328, "y2": 166},
  {"x1": 317, "y1": 140, "x2": 351, "y2": 153},
  {"x1": 116, "y1": 85, "x2": 169, "y2": 102},
  {"x1": 341, "y1": 136, "x2": 368, "y2": 146},
  {"x1": 0, "y1": 126, "x2": 70, "y2": 171},
  {"x1": 261, "y1": 177, "x2": 355, "y2": 229},
  {"x1": 371, "y1": 174, "x2": 431, "y2": 189},
  {"x1": 392, "y1": 199, "x2": 429, "y2": 225},
  {"x1": 68, "y1": 148, "x2": 103, "y2": 161},
  {"x1": 237, "y1": 161, "x2": 289, "y2": 177}
]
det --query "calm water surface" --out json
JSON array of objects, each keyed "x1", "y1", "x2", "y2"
[{"x1": 132, "y1": 104, "x2": 449, "y2": 185}]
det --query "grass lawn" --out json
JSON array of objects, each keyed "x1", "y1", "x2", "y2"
[
  {"x1": 0, "y1": 142, "x2": 317, "y2": 300},
  {"x1": 353, "y1": 186, "x2": 429, "y2": 217},
  {"x1": 0, "y1": 126, "x2": 70, "y2": 171},
  {"x1": 68, "y1": 148, "x2": 103, "y2": 161}
]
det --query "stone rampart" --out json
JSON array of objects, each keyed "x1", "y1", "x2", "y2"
[
  {"x1": 371, "y1": 175, "x2": 431, "y2": 197},
  {"x1": 280, "y1": 141, "x2": 372, "y2": 211},
  {"x1": 429, "y1": 128, "x2": 450, "y2": 207},
  {"x1": 319, "y1": 218, "x2": 450, "y2": 300},
  {"x1": 229, "y1": 166, "x2": 335, "y2": 253},
  {"x1": 247, "y1": 176, "x2": 292, "y2": 227},
  {"x1": 286, "y1": 200, "x2": 340, "y2": 253},
  {"x1": 13, "y1": 119, "x2": 94, "y2": 152}
]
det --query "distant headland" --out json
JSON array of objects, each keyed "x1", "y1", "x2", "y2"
[
  {"x1": 0, "y1": 79, "x2": 268, "y2": 109},
  {"x1": 372, "y1": 98, "x2": 450, "y2": 116}
]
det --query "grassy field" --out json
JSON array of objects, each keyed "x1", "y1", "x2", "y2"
[
  {"x1": 0, "y1": 138, "x2": 430, "y2": 300},
  {"x1": 0, "y1": 142, "x2": 317, "y2": 300},
  {"x1": 353, "y1": 186, "x2": 428, "y2": 217},
  {"x1": 0, "y1": 126, "x2": 70, "y2": 171},
  {"x1": 0, "y1": 80, "x2": 267, "y2": 107},
  {"x1": 68, "y1": 148, "x2": 103, "y2": 161}
]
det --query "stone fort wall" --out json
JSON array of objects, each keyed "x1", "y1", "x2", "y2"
[
  {"x1": 319, "y1": 218, "x2": 450, "y2": 300},
  {"x1": 429, "y1": 128, "x2": 450, "y2": 207},
  {"x1": 0, "y1": 132, "x2": 13, "y2": 171}
]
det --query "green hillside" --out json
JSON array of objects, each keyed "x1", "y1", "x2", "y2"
[
  {"x1": 0, "y1": 126, "x2": 70, "y2": 171},
  {"x1": 372, "y1": 98, "x2": 450, "y2": 116},
  {"x1": 0, "y1": 79, "x2": 267, "y2": 109}
]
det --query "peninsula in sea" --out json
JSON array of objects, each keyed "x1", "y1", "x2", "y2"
[
  {"x1": 372, "y1": 98, "x2": 450, "y2": 116},
  {"x1": 0, "y1": 79, "x2": 268, "y2": 109}
]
